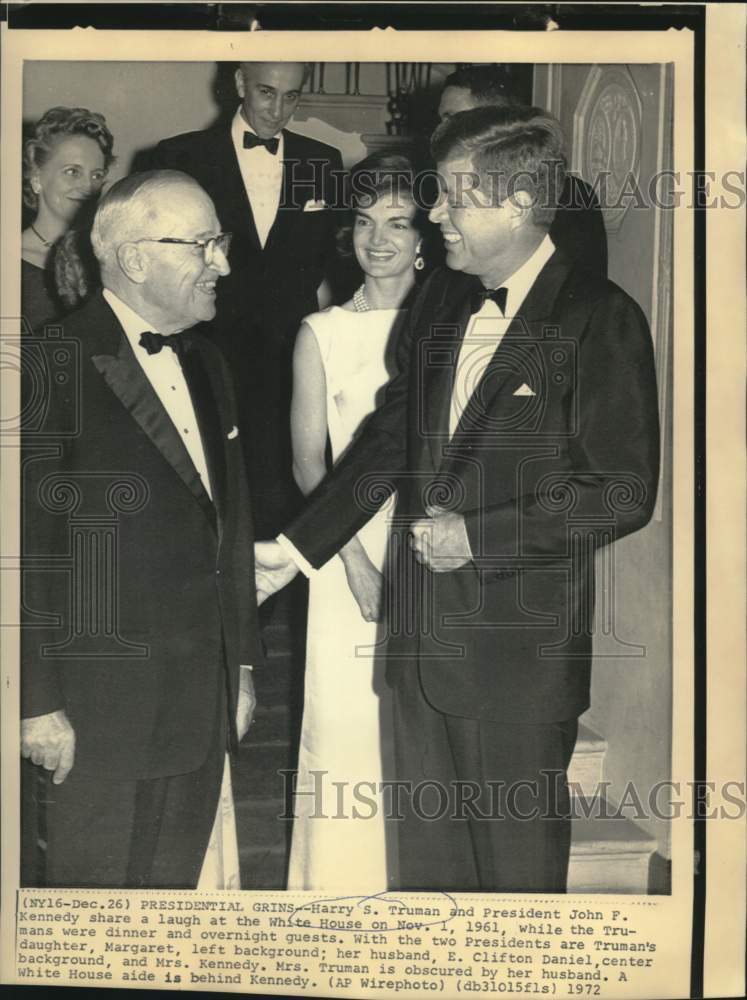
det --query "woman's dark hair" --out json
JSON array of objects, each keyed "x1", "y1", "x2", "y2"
[
  {"x1": 23, "y1": 106, "x2": 115, "y2": 211},
  {"x1": 335, "y1": 150, "x2": 441, "y2": 283}
]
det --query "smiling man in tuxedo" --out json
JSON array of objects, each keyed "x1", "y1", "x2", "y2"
[
  {"x1": 254, "y1": 105, "x2": 659, "y2": 892},
  {"x1": 151, "y1": 62, "x2": 344, "y2": 540},
  {"x1": 21, "y1": 171, "x2": 263, "y2": 888}
]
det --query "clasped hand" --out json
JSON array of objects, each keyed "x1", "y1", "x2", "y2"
[
  {"x1": 255, "y1": 540, "x2": 299, "y2": 606},
  {"x1": 21, "y1": 709, "x2": 76, "y2": 784},
  {"x1": 409, "y1": 504, "x2": 472, "y2": 572}
]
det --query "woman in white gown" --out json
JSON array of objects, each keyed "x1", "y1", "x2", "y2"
[{"x1": 286, "y1": 153, "x2": 432, "y2": 891}]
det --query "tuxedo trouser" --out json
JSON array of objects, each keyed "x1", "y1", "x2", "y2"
[
  {"x1": 34, "y1": 689, "x2": 227, "y2": 889},
  {"x1": 390, "y1": 664, "x2": 578, "y2": 893},
  {"x1": 21, "y1": 758, "x2": 46, "y2": 886}
]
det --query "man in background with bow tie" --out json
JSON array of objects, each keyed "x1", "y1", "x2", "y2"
[
  {"x1": 255, "y1": 105, "x2": 660, "y2": 892},
  {"x1": 151, "y1": 62, "x2": 344, "y2": 543},
  {"x1": 21, "y1": 170, "x2": 264, "y2": 888}
]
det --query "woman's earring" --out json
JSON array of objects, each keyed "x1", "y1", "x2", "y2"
[
  {"x1": 31, "y1": 177, "x2": 42, "y2": 194},
  {"x1": 414, "y1": 240, "x2": 425, "y2": 271}
]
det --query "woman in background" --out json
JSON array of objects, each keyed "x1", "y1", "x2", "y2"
[
  {"x1": 20, "y1": 107, "x2": 113, "y2": 888},
  {"x1": 21, "y1": 106, "x2": 114, "y2": 329},
  {"x1": 287, "y1": 152, "x2": 435, "y2": 891}
]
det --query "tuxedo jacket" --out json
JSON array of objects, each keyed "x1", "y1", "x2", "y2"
[
  {"x1": 285, "y1": 250, "x2": 660, "y2": 724},
  {"x1": 21, "y1": 292, "x2": 264, "y2": 780},
  {"x1": 150, "y1": 124, "x2": 344, "y2": 533},
  {"x1": 553, "y1": 174, "x2": 608, "y2": 278}
]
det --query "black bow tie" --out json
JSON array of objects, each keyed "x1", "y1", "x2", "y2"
[
  {"x1": 243, "y1": 131, "x2": 279, "y2": 155},
  {"x1": 469, "y1": 285, "x2": 508, "y2": 316},
  {"x1": 139, "y1": 331, "x2": 189, "y2": 358}
]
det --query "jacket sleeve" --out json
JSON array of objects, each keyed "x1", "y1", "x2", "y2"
[
  {"x1": 282, "y1": 273, "x2": 438, "y2": 566},
  {"x1": 20, "y1": 383, "x2": 73, "y2": 719},
  {"x1": 462, "y1": 288, "x2": 660, "y2": 561}
]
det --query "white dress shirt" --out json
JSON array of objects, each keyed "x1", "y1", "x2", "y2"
[
  {"x1": 449, "y1": 234, "x2": 556, "y2": 437},
  {"x1": 231, "y1": 107, "x2": 284, "y2": 249},
  {"x1": 103, "y1": 289, "x2": 213, "y2": 499}
]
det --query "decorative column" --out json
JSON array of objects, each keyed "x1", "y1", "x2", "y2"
[{"x1": 37, "y1": 472, "x2": 151, "y2": 659}]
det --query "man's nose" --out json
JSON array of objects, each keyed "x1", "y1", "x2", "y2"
[
  {"x1": 271, "y1": 94, "x2": 283, "y2": 118},
  {"x1": 209, "y1": 246, "x2": 231, "y2": 277},
  {"x1": 429, "y1": 200, "x2": 446, "y2": 224}
]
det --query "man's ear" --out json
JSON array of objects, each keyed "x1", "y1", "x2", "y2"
[
  {"x1": 235, "y1": 67, "x2": 246, "y2": 101},
  {"x1": 505, "y1": 188, "x2": 536, "y2": 230},
  {"x1": 117, "y1": 243, "x2": 148, "y2": 285}
]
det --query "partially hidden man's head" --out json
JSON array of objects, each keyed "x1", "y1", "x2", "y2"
[
  {"x1": 438, "y1": 64, "x2": 518, "y2": 122},
  {"x1": 429, "y1": 104, "x2": 566, "y2": 282},
  {"x1": 234, "y1": 62, "x2": 311, "y2": 139},
  {"x1": 91, "y1": 170, "x2": 230, "y2": 334}
]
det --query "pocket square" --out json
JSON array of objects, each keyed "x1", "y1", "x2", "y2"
[
  {"x1": 303, "y1": 199, "x2": 327, "y2": 212},
  {"x1": 227, "y1": 425, "x2": 239, "y2": 439},
  {"x1": 513, "y1": 383, "x2": 536, "y2": 396}
]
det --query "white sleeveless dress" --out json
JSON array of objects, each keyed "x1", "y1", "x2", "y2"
[{"x1": 287, "y1": 305, "x2": 401, "y2": 892}]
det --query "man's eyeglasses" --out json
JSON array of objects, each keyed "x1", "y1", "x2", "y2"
[{"x1": 134, "y1": 233, "x2": 232, "y2": 266}]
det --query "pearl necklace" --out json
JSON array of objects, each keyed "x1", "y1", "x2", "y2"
[{"x1": 352, "y1": 284, "x2": 407, "y2": 313}]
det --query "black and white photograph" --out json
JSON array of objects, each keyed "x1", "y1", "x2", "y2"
[
  {"x1": 17, "y1": 51, "x2": 672, "y2": 896},
  {"x1": 1, "y1": 5, "x2": 744, "y2": 999}
]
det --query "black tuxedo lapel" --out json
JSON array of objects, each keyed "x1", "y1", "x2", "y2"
[
  {"x1": 88, "y1": 297, "x2": 217, "y2": 533},
  {"x1": 179, "y1": 341, "x2": 227, "y2": 532},
  {"x1": 212, "y1": 126, "x2": 261, "y2": 253},
  {"x1": 421, "y1": 271, "x2": 476, "y2": 471}
]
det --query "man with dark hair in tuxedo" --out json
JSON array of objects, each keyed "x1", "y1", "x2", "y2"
[
  {"x1": 255, "y1": 104, "x2": 658, "y2": 892},
  {"x1": 439, "y1": 64, "x2": 608, "y2": 276}
]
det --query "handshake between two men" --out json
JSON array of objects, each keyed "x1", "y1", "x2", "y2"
[{"x1": 254, "y1": 504, "x2": 474, "y2": 610}]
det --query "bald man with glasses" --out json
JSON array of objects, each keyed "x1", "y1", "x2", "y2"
[{"x1": 21, "y1": 170, "x2": 264, "y2": 888}]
